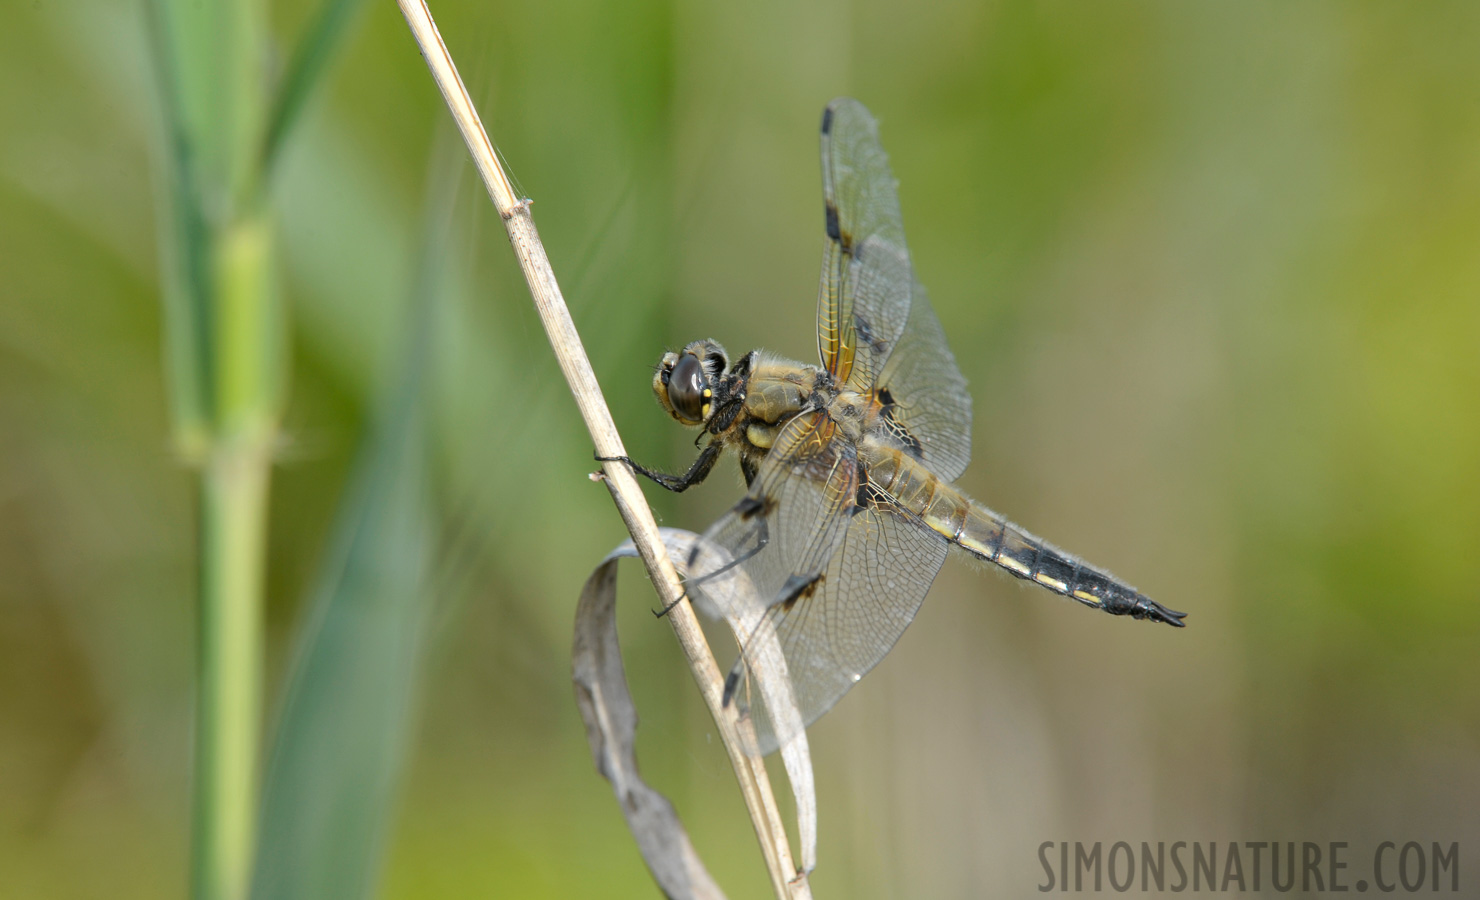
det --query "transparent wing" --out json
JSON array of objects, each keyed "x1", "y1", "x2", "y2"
[
  {"x1": 870, "y1": 279, "x2": 972, "y2": 480},
  {"x1": 687, "y1": 416, "x2": 949, "y2": 754},
  {"x1": 817, "y1": 97, "x2": 910, "y2": 388},
  {"x1": 688, "y1": 412, "x2": 857, "y2": 632},
  {"x1": 817, "y1": 98, "x2": 972, "y2": 480}
]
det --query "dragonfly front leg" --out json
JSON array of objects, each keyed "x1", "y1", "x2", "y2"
[{"x1": 598, "y1": 440, "x2": 723, "y2": 493}]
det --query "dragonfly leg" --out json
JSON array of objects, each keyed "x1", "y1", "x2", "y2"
[
  {"x1": 597, "y1": 441, "x2": 722, "y2": 493},
  {"x1": 684, "y1": 500, "x2": 770, "y2": 584},
  {"x1": 652, "y1": 586, "x2": 691, "y2": 618}
]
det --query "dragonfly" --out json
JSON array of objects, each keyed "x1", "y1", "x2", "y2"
[{"x1": 608, "y1": 98, "x2": 1184, "y2": 754}]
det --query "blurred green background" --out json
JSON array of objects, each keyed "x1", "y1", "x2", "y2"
[{"x1": 3, "y1": 0, "x2": 1479, "y2": 897}]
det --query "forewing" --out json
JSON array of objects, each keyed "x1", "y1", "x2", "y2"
[
  {"x1": 817, "y1": 98, "x2": 914, "y2": 389},
  {"x1": 818, "y1": 98, "x2": 972, "y2": 480}
]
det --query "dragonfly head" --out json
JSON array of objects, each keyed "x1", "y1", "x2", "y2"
[{"x1": 654, "y1": 339, "x2": 729, "y2": 427}]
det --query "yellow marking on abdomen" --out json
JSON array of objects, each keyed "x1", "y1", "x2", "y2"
[
  {"x1": 1033, "y1": 572, "x2": 1068, "y2": 592},
  {"x1": 996, "y1": 554, "x2": 1031, "y2": 576},
  {"x1": 955, "y1": 504, "x2": 1006, "y2": 562},
  {"x1": 923, "y1": 513, "x2": 958, "y2": 539},
  {"x1": 957, "y1": 533, "x2": 995, "y2": 559}
]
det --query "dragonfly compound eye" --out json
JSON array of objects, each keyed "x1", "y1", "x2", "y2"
[{"x1": 669, "y1": 352, "x2": 709, "y2": 423}]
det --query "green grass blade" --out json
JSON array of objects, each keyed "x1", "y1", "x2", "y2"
[
  {"x1": 260, "y1": 0, "x2": 370, "y2": 177},
  {"x1": 251, "y1": 162, "x2": 451, "y2": 900},
  {"x1": 144, "y1": 0, "x2": 217, "y2": 452},
  {"x1": 147, "y1": 2, "x2": 279, "y2": 899},
  {"x1": 250, "y1": 407, "x2": 428, "y2": 900},
  {"x1": 250, "y1": 334, "x2": 430, "y2": 900}
]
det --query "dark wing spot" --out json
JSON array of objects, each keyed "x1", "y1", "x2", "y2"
[
  {"x1": 823, "y1": 202, "x2": 855, "y2": 254},
  {"x1": 854, "y1": 313, "x2": 887, "y2": 355},
  {"x1": 821, "y1": 105, "x2": 834, "y2": 135},
  {"x1": 736, "y1": 494, "x2": 779, "y2": 521},
  {"x1": 778, "y1": 573, "x2": 825, "y2": 611},
  {"x1": 877, "y1": 386, "x2": 924, "y2": 458}
]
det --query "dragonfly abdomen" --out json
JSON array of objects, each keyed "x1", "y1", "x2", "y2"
[{"x1": 868, "y1": 445, "x2": 1184, "y2": 626}]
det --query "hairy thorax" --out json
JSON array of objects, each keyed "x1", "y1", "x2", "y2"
[{"x1": 736, "y1": 355, "x2": 871, "y2": 459}]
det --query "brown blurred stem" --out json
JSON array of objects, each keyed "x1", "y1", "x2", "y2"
[{"x1": 392, "y1": 1, "x2": 809, "y2": 896}]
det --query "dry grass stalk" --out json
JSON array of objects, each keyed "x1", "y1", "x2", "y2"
[{"x1": 392, "y1": 1, "x2": 811, "y2": 896}]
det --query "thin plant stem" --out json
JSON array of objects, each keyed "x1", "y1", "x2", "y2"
[
  {"x1": 147, "y1": 0, "x2": 280, "y2": 894},
  {"x1": 193, "y1": 440, "x2": 270, "y2": 900},
  {"x1": 392, "y1": 2, "x2": 810, "y2": 896},
  {"x1": 189, "y1": 208, "x2": 279, "y2": 900}
]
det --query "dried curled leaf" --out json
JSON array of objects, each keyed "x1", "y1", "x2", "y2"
[{"x1": 573, "y1": 528, "x2": 818, "y2": 897}]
